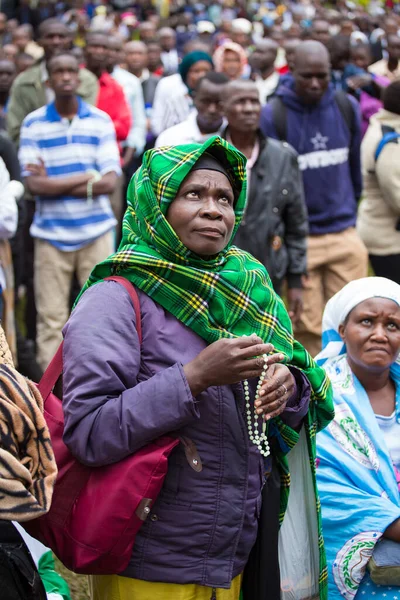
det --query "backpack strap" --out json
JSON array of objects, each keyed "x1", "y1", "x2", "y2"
[
  {"x1": 271, "y1": 91, "x2": 355, "y2": 143},
  {"x1": 334, "y1": 90, "x2": 356, "y2": 140},
  {"x1": 38, "y1": 277, "x2": 141, "y2": 400},
  {"x1": 270, "y1": 96, "x2": 288, "y2": 142},
  {"x1": 374, "y1": 125, "x2": 400, "y2": 162}
]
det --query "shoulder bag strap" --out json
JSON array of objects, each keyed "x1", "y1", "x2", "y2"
[
  {"x1": 38, "y1": 277, "x2": 141, "y2": 400},
  {"x1": 104, "y1": 276, "x2": 142, "y2": 342}
]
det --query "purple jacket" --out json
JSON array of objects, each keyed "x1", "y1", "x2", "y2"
[{"x1": 62, "y1": 280, "x2": 310, "y2": 588}]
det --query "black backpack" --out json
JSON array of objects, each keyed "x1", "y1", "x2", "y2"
[{"x1": 269, "y1": 90, "x2": 357, "y2": 142}]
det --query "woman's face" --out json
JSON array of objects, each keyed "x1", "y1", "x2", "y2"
[
  {"x1": 166, "y1": 168, "x2": 236, "y2": 258},
  {"x1": 186, "y1": 60, "x2": 212, "y2": 90},
  {"x1": 222, "y1": 49, "x2": 242, "y2": 79},
  {"x1": 339, "y1": 298, "x2": 400, "y2": 372}
]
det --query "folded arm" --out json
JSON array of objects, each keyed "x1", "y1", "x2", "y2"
[
  {"x1": 24, "y1": 161, "x2": 117, "y2": 198},
  {"x1": 25, "y1": 172, "x2": 92, "y2": 196},
  {"x1": 69, "y1": 171, "x2": 118, "y2": 197}
]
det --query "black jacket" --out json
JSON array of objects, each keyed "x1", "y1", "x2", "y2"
[
  {"x1": 223, "y1": 129, "x2": 308, "y2": 289},
  {"x1": 142, "y1": 75, "x2": 161, "y2": 108}
]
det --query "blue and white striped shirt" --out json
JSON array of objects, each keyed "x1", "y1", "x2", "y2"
[{"x1": 19, "y1": 98, "x2": 121, "y2": 251}]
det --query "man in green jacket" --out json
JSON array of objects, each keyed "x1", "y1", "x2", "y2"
[{"x1": 7, "y1": 18, "x2": 98, "y2": 146}]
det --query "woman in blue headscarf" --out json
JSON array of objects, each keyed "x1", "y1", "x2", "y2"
[{"x1": 316, "y1": 277, "x2": 400, "y2": 600}]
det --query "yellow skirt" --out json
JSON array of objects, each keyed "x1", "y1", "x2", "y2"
[{"x1": 89, "y1": 573, "x2": 242, "y2": 600}]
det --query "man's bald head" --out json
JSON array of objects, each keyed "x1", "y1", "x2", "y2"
[
  {"x1": 255, "y1": 38, "x2": 279, "y2": 53},
  {"x1": 107, "y1": 35, "x2": 124, "y2": 72},
  {"x1": 125, "y1": 41, "x2": 147, "y2": 53},
  {"x1": 222, "y1": 79, "x2": 261, "y2": 133},
  {"x1": 108, "y1": 35, "x2": 123, "y2": 51},
  {"x1": 124, "y1": 41, "x2": 149, "y2": 75},
  {"x1": 222, "y1": 80, "x2": 258, "y2": 111},
  {"x1": 85, "y1": 32, "x2": 109, "y2": 76},
  {"x1": 158, "y1": 27, "x2": 176, "y2": 52},
  {"x1": 311, "y1": 20, "x2": 330, "y2": 45},
  {"x1": 284, "y1": 38, "x2": 301, "y2": 53},
  {"x1": 292, "y1": 41, "x2": 331, "y2": 105},
  {"x1": 158, "y1": 27, "x2": 176, "y2": 39},
  {"x1": 384, "y1": 18, "x2": 399, "y2": 36},
  {"x1": 224, "y1": 78, "x2": 258, "y2": 94},
  {"x1": 284, "y1": 38, "x2": 301, "y2": 72},
  {"x1": 293, "y1": 41, "x2": 330, "y2": 70},
  {"x1": 249, "y1": 39, "x2": 278, "y2": 74},
  {"x1": 139, "y1": 21, "x2": 155, "y2": 32},
  {"x1": 2, "y1": 44, "x2": 18, "y2": 61},
  {"x1": 0, "y1": 59, "x2": 16, "y2": 94},
  {"x1": 37, "y1": 19, "x2": 70, "y2": 60},
  {"x1": 139, "y1": 21, "x2": 156, "y2": 43},
  {"x1": 387, "y1": 35, "x2": 400, "y2": 63}
]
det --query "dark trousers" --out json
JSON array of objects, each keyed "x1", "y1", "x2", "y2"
[
  {"x1": 369, "y1": 254, "x2": 400, "y2": 285},
  {"x1": 23, "y1": 201, "x2": 37, "y2": 342},
  {"x1": 0, "y1": 521, "x2": 46, "y2": 600},
  {"x1": 242, "y1": 454, "x2": 281, "y2": 600}
]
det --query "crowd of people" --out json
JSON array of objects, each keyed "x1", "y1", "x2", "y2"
[{"x1": 0, "y1": 0, "x2": 399, "y2": 599}]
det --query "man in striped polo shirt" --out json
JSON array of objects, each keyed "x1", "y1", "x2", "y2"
[{"x1": 19, "y1": 53, "x2": 121, "y2": 370}]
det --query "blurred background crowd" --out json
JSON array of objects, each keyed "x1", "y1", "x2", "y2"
[{"x1": 0, "y1": 0, "x2": 399, "y2": 383}]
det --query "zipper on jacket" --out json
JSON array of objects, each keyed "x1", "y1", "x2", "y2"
[{"x1": 210, "y1": 588, "x2": 217, "y2": 600}]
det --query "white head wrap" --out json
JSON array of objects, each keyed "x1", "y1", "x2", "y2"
[
  {"x1": 350, "y1": 31, "x2": 369, "y2": 46},
  {"x1": 231, "y1": 18, "x2": 252, "y2": 35},
  {"x1": 316, "y1": 277, "x2": 400, "y2": 364},
  {"x1": 197, "y1": 21, "x2": 216, "y2": 34}
]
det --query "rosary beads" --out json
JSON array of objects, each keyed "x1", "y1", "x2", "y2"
[{"x1": 243, "y1": 354, "x2": 270, "y2": 458}]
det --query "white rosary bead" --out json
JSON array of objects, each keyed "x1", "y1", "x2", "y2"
[{"x1": 243, "y1": 353, "x2": 271, "y2": 459}]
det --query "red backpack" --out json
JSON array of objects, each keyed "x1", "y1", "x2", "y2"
[{"x1": 24, "y1": 276, "x2": 180, "y2": 574}]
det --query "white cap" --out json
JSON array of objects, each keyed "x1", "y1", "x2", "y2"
[
  {"x1": 350, "y1": 31, "x2": 369, "y2": 46},
  {"x1": 197, "y1": 20, "x2": 216, "y2": 34},
  {"x1": 232, "y1": 18, "x2": 252, "y2": 35},
  {"x1": 122, "y1": 15, "x2": 137, "y2": 26}
]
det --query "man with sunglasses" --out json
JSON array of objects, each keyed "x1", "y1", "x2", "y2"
[{"x1": 260, "y1": 40, "x2": 368, "y2": 358}]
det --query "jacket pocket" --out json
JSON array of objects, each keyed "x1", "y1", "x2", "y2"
[
  {"x1": 267, "y1": 220, "x2": 288, "y2": 283},
  {"x1": 160, "y1": 451, "x2": 193, "y2": 508}
]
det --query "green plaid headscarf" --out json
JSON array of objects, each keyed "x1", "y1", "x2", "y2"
[
  {"x1": 79, "y1": 136, "x2": 333, "y2": 598},
  {"x1": 81, "y1": 135, "x2": 330, "y2": 408}
]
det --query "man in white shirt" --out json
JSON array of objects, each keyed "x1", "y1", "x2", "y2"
[
  {"x1": 107, "y1": 36, "x2": 146, "y2": 167},
  {"x1": 150, "y1": 72, "x2": 187, "y2": 137},
  {"x1": 155, "y1": 72, "x2": 228, "y2": 147},
  {"x1": 159, "y1": 27, "x2": 179, "y2": 75},
  {"x1": 124, "y1": 41, "x2": 160, "y2": 113},
  {"x1": 249, "y1": 39, "x2": 280, "y2": 104}
]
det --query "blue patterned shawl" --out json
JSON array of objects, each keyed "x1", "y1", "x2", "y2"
[{"x1": 316, "y1": 278, "x2": 400, "y2": 600}]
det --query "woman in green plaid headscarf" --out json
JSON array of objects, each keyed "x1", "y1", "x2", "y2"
[{"x1": 72, "y1": 136, "x2": 333, "y2": 600}]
